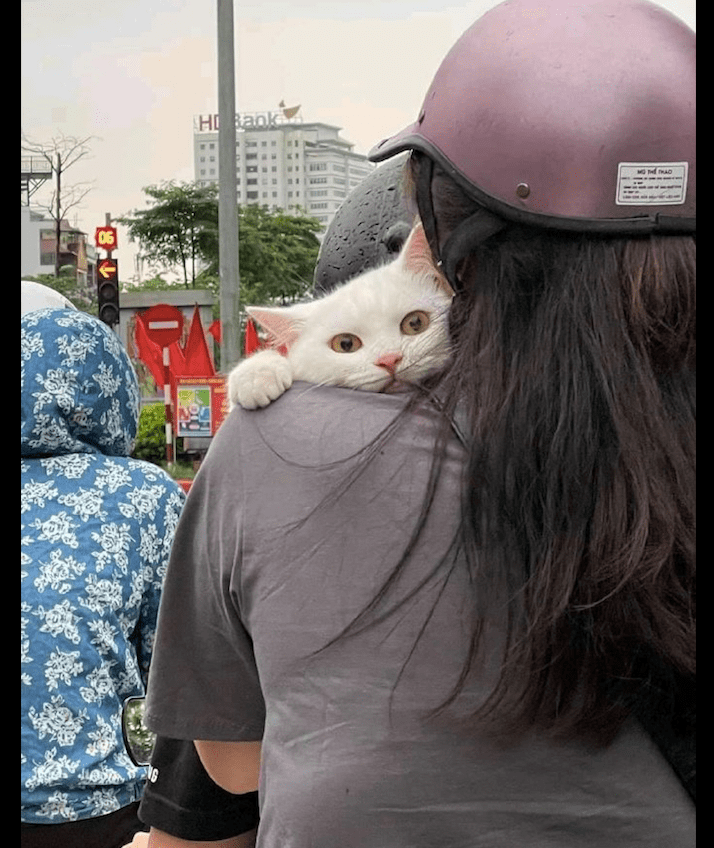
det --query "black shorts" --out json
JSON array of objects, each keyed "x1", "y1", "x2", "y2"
[{"x1": 21, "y1": 801, "x2": 148, "y2": 848}]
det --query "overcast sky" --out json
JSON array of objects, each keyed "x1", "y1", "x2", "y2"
[{"x1": 21, "y1": 0, "x2": 696, "y2": 281}]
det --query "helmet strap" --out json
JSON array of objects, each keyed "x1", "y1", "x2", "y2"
[
  {"x1": 414, "y1": 153, "x2": 506, "y2": 293},
  {"x1": 414, "y1": 154, "x2": 444, "y2": 268},
  {"x1": 441, "y1": 210, "x2": 507, "y2": 290}
]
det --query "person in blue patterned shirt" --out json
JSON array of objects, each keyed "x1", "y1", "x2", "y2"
[{"x1": 21, "y1": 305, "x2": 185, "y2": 848}]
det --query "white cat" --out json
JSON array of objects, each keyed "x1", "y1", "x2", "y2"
[{"x1": 228, "y1": 223, "x2": 454, "y2": 410}]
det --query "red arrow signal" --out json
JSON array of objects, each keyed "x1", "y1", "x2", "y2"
[{"x1": 98, "y1": 259, "x2": 118, "y2": 280}]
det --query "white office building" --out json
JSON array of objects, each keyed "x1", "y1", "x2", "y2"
[{"x1": 193, "y1": 110, "x2": 375, "y2": 229}]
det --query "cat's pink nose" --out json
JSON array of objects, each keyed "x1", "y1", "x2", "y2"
[{"x1": 375, "y1": 352, "x2": 403, "y2": 374}]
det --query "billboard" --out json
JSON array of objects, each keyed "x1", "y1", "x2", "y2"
[{"x1": 175, "y1": 376, "x2": 229, "y2": 438}]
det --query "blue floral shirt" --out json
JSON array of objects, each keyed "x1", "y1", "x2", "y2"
[{"x1": 21, "y1": 309, "x2": 185, "y2": 823}]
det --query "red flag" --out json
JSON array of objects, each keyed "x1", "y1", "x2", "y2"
[
  {"x1": 208, "y1": 320, "x2": 222, "y2": 345},
  {"x1": 244, "y1": 318, "x2": 262, "y2": 356},
  {"x1": 168, "y1": 341, "x2": 186, "y2": 394},
  {"x1": 182, "y1": 305, "x2": 216, "y2": 377},
  {"x1": 133, "y1": 314, "x2": 165, "y2": 388}
]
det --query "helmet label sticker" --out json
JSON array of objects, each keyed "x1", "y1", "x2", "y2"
[{"x1": 616, "y1": 162, "x2": 688, "y2": 206}]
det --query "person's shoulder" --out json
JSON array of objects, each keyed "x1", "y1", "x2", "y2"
[
  {"x1": 271, "y1": 381, "x2": 407, "y2": 416},
  {"x1": 233, "y1": 381, "x2": 408, "y2": 435},
  {"x1": 215, "y1": 382, "x2": 412, "y2": 465}
]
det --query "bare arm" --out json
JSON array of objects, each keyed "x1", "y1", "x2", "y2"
[
  {"x1": 151, "y1": 829, "x2": 256, "y2": 848},
  {"x1": 193, "y1": 740, "x2": 262, "y2": 795},
  {"x1": 123, "y1": 830, "x2": 257, "y2": 848}
]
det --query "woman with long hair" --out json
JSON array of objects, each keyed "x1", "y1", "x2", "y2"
[{"x1": 144, "y1": 2, "x2": 695, "y2": 845}]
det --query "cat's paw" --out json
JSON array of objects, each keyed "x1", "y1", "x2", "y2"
[{"x1": 228, "y1": 350, "x2": 293, "y2": 410}]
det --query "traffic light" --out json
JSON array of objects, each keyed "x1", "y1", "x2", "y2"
[{"x1": 97, "y1": 259, "x2": 120, "y2": 326}]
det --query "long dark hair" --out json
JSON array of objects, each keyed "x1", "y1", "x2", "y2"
[{"x1": 410, "y1": 156, "x2": 696, "y2": 745}]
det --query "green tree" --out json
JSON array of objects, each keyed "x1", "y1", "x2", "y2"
[
  {"x1": 118, "y1": 182, "x2": 219, "y2": 289},
  {"x1": 233, "y1": 204, "x2": 323, "y2": 306},
  {"x1": 119, "y1": 182, "x2": 322, "y2": 305}
]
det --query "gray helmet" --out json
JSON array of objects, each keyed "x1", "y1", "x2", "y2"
[
  {"x1": 313, "y1": 153, "x2": 414, "y2": 295},
  {"x1": 370, "y1": 0, "x2": 695, "y2": 243}
]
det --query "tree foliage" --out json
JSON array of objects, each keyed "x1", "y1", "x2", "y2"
[
  {"x1": 119, "y1": 182, "x2": 322, "y2": 305},
  {"x1": 119, "y1": 182, "x2": 219, "y2": 289},
  {"x1": 228, "y1": 204, "x2": 322, "y2": 306}
]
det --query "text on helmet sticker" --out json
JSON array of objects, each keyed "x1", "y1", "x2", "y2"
[{"x1": 616, "y1": 162, "x2": 688, "y2": 206}]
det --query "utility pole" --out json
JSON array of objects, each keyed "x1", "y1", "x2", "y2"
[
  {"x1": 55, "y1": 153, "x2": 61, "y2": 279},
  {"x1": 217, "y1": 0, "x2": 241, "y2": 372}
]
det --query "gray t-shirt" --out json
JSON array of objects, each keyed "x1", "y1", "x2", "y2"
[{"x1": 145, "y1": 383, "x2": 694, "y2": 847}]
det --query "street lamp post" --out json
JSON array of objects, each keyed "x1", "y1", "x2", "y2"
[{"x1": 217, "y1": 0, "x2": 241, "y2": 372}]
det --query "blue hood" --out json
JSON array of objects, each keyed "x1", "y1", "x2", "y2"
[{"x1": 21, "y1": 308, "x2": 140, "y2": 458}]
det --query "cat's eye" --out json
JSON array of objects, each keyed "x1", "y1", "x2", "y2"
[
  {"x1": 330, "y1": 333, "x2": 362, "y2": 353},
  {"x1": 400, "y1": 311, "x2": 430, "y2": 335}
]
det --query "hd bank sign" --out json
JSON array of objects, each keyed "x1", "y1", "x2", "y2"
[{"x1": 194, "y1": 109, "x2": 301, "y2": 133}]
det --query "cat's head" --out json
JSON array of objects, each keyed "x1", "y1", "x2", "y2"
[{"x1": 245, "y1": 222, "x2": 453, "y2": 392}]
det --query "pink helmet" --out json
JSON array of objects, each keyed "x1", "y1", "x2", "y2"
[{"x1": 369, "y1": 0, "x2": 695, "y2": 237}]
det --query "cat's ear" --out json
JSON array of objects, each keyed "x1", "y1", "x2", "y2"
[
  {"x1": 246, "y1": 304, "x2": 309, "y2": 350},
  {"x1": 400, "y1": 222, "x2": 454, "y2": 296}
]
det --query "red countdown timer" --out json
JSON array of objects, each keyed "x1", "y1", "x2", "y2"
[{"x1": 95, "y1": 226, "x2": 118, "y2": 251}]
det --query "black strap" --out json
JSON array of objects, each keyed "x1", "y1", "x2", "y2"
[
  {"x1": 440, "y1": 210, "x2": 506, "y2": 289},
  {"x1": 414, "y1": 152, "x2": 506, "y2": 293}
]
